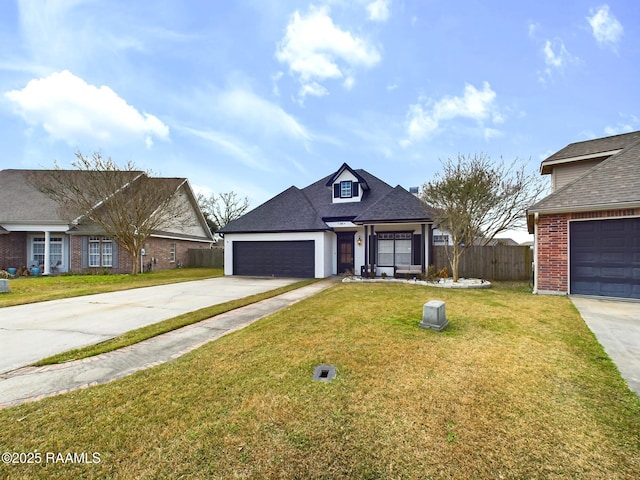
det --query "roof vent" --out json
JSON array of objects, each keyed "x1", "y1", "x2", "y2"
[{"x1": 312, "y1": 364, "x2": 337, "y2": 382}]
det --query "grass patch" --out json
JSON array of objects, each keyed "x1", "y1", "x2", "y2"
[
  {"x1": 0, "y1": 268, "x2": 224, "y2": 308},
  {"x1": 33, "y1": 278, "x2": 320, "y2": 365},
  {"x1": 1, "y1": 282, "x2": 639, "y2": 479}
]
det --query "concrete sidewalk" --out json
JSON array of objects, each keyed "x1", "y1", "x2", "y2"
[{"x1": 0, "y1": 277, "x2": 339, "y2": 409}]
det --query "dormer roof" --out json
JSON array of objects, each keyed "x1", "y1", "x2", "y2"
[{"x1": 324, "y1": 162, "x2": 370, "y2": 191}]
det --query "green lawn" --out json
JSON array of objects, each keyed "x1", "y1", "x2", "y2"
[
  {"x1": 0, "y1": 268, "x2": 223, "y2": 307},
  {"x1": 1, "y1": 282, "x2": 638, "y2": 479}
]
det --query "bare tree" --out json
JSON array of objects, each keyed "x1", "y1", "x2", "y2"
[
  {"x1": 198, "y1": 191, "x2": 249, "y2": 230},
  {"x1": 421, "y1": 154, "x2": 546, "y2": 282},
  {"x1": 31, "y1": 152, "x2": 190, "y2": 274}
]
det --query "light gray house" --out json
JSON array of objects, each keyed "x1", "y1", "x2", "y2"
[{"x1": 219, "y1": 163, "x2": 435, "y2": 278}]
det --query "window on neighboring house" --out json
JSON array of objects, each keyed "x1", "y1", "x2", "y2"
[
  {"x1": 89, "y1": 236, "x2": 113, "y2": 267},
  {"x1": 32, "y1": 237, "x2": 64, "y2": 267},
  {"x1": 377, "y1": 232, "x2": 412, "y2": 266},
  {"x1": 433, "y1": 234, "x2": 449, "y2": 245},
  {"x1": 32, "y1": 237, "x2": 45, "y2": 265},
  {"x1": 170, "y1": 243, "x2": 176, "y2": 263}
]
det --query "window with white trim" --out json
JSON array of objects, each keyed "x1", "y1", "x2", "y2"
[
  {"x1": 89, "y1": 236, "x2": 113, "y2": 267},
  {"x1": 340, "y1": 181, "x2": 352, "y2": 198},
  {"x1": 170, "y1": 243, "x2": 176, "y2": 263},
  {"x1": 377, "y1": 232, "x2": 412, "y2": 266}
]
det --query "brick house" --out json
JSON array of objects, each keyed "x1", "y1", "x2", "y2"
[
  {"x1": 0, "y1": 169, "x2": 214, "y2": 274},
  {"x1": 527, "y1": 131, "x2": 640, "y2": 299}
]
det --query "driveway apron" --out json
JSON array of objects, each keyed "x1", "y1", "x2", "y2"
[{"x1": 571, "y1": 296, "x2": 640, "y2": 397}]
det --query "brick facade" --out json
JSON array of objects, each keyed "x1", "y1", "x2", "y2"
[
  {"x1": 535, "y1": 208, "x2": 640, "y2": 294},
  {"x1": 0, "y1": 232, "x2": 27, "y2": 270},
  {"x1": 1, "y1": 233, "x2": 209, "y2": 275}
]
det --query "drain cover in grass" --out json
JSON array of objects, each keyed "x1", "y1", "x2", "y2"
[{"x1": 312, "y1": 365, "x2": 337, "y2": 382}]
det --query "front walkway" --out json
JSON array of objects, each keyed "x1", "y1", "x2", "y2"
[{"x1": 0, "y1": 278, "x2": 339, "y2": 409}]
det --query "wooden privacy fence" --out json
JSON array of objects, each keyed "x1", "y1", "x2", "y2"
[
  {"x1": 187, "y1": 248, "x2": 224, "y2": 268},
  {"x1": 433, "y1": 245, "x2": 532, "y2": 281}
]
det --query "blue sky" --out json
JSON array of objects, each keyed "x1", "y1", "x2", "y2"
[{"x1": 0, "y1": 1, "x2": 637, "y2": 240}]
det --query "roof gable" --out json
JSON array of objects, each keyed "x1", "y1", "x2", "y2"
[
  {"x1": 324, "y1": 162, "x2": 369, "y2": 190},
  {"x1": 529, "y1": 138, "x2": 640, "y2": 215},
  {"x1": 540, "y1": 130, "x2": 640, "y2": 174}
]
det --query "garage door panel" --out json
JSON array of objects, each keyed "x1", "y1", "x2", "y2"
[
  {"x1": 233, "y1": 241, "x2": 314, "y2": 278},
  {"x1": 570, "y1": 218, "x2": 640, "y2": 299}
]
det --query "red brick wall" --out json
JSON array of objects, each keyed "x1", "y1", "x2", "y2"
[
  {"x1": 535, "y1": 209, "x2": 640, "y2": 294},
  {"x1": 0, "y1": 232, "x2": 27, "y2": 270},
  {"x1": 69, "y1": 236, "x2": 209, "y2": 274}
]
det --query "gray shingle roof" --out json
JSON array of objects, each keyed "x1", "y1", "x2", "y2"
[
  {"x1": 0, "y1": 170, "x2": 70, "y2": 224},
  {"x1": 220, "y1": 165, "x2": 433, "y2": 234},
  {"x1": 219, "y1": 186, "x2": 328, "y2": 233},
  {"x1": 355, "y1": 185, "x2": 433, "y2": 223},
  {"x1": 541, "y1": 130, "x2": 640, "y2": 174},
  {"x1": 528, "y1": 138, "x2": 640, "y2": 215}
]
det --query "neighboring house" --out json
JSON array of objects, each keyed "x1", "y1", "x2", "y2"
[
  {"x1": 219, "y1": 163, "x2": 435, "y2": 278},
  {"x1": 527, "y1": 130, "x2": 640, "y2": 299},
  {"x1": 0, "y1": 169, "x2": 213, "y2": 274}
]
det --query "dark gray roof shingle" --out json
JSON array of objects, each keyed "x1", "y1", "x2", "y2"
[
  {"x1": 529, "y1": 138, "x2": 640, "y2": 214},
  {"x1": 220, "y1": 165, "x2": 433, "y2": 233},
  {"x1": 541, "y1": 130, "x2": 640, "y2": 174},
  {"x1": 219, "y1": 186, "x2": 328, "y2": 233}
]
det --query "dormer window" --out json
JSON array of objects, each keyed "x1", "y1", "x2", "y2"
[
  {"x1": 334, "y1": 181, "x2": 359, "y2": 199},
  {"x1": 341, "y1": 181, "x2": 351, "y2": 198},
  {"x1": 327, "y1": 163, "x2": 369, "y2": 203}
]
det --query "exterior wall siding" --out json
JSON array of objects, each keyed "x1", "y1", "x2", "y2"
[{"x1": 535, "y1": 208, "x2": 640, "y2": 294}]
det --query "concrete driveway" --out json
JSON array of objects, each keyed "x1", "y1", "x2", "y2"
[
  {"x1": 571, "y1": 296, "x2": 640, "y2": 397},
  {"x1": 0, "y1": 276, "x2": 297, "y2": 375}
]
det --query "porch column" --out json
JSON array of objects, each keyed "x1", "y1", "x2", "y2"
[
  {"x1": 421, "y1": 223, "x2": 426, "y2": 273},
  {"x1": 364, "y1": 225, "x2": 369, "y2": 270},
  {"x1": 43, "y1": 230, "x2": 51, "y2": 275},
  {"x1": 427, "y1": 224, "x2": 434, "y2": 269}
]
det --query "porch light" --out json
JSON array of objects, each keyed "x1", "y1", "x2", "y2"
[{"x1": 357, "y1": 235, "x2": 362, "y2": 246}]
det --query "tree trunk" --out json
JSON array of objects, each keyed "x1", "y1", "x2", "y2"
[
  {"x1": 451, "y1": 244, "x2": 460, "y2": 282},
  {"x1": 131, "y1": 252, "x2": 139, "y2": 275}
]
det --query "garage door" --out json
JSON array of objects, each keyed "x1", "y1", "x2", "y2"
[
  {"x1": 570, "y1": 218, "x2": 640, "y2": 299},
  {"x1": 233, "y1": 241, "x2": 315, "y2": 278}
]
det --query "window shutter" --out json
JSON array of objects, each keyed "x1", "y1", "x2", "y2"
[
  {"x1": 81, "y1": 236, "x2": 88, "y2": 269},
  {"x1": 333, "y1": 183, "x2": 340, "y2": 198},
  {"x1": 112, "y1": 241, "x2": 119, "y2": 269},
  {"x1": 352, "y1": 182, "x2": 359, "y2": 197},
  {"x1": 412, "y1": 234, "x2": 422, "y2": 265}
]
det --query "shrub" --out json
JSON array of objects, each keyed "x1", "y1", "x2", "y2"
[{"x1": 0, "y1": 270, "x2": 9, "y2": 279}]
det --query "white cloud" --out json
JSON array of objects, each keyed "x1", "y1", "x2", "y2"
[
  {"x1": 275, "y1": 5, "x2": 381, "y2": 100},
  {"x1": 587, "y1": 5, "x2": 623, "y2": 50},
  {"x1": 181, "y1": 126, "x2": 269, "y2": 171},
  {"x1": 216, "y1": 88, "x2": 312, "y2": 142},
  {"x1": 401, "y1": 82, "x2": 500, "y2": 146},
  {"x1": 539, "y1": 39, "x2": 579, "y2": 81},
  {"x1": 367, "y1": 0, "x2": 391, "y2": 22},
  {"x1": 604, "y1": 113, "x2": 639, "y2": 136},
  {"x1": 4, "y1": 70, "x2": 169, "y2": 147}
]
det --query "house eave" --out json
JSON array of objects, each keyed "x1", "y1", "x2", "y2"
[
  {"x1": 528, "y1": 200, "x2": 640, "y2": 216},
  {"x1": 540, "y1": 150, "x2": 620, "y2": 174}
]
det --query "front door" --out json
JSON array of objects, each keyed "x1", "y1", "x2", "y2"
[{"x1": 337, "y1": 233, "x2": 355, "y2": 274}]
